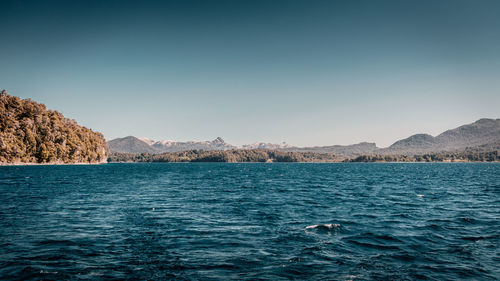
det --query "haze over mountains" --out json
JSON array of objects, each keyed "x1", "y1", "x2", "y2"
[{"x1": 108, "y1": 118, "x2": 500, "y2": 157}]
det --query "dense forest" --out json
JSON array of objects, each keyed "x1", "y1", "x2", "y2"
[
  {"x1": 108, "y1": 149, "x2": 339, "y2": 163},
  {"x1": 0, "y1": 90, "x2": 108, "y2": 164},
  {"x1": 346, "y1": 150, "x2": 500, "y2": 162},
  {"x1": 109, "y1": 149, "x2": 500, "y2": 163}
]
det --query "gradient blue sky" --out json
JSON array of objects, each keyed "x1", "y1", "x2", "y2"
[{"x1": 1, "y1": 0, "x2": 499, "y2": 147}]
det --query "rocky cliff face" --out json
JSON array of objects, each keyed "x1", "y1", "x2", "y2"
[{"x1": 0, "y1": 90, "x2": 108, "y2": 164}]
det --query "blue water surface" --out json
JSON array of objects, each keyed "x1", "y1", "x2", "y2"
[{"x1": 0, "y1": 163, "x2": 499, "y2": 280}]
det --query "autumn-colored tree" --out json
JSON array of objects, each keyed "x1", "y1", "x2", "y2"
[{"x1": 0, "y1": 91, "x2": 109, "y2": 164}]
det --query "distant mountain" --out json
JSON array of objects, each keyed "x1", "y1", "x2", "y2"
[
  {"x1": 242, "y1": 142, "x2": 292, "y2": 150},
  {"x1": 107, "y1": 136, "x2": 380, "y2": 156},
  {"x1": 150, "y1": 136, "x2": 236, "y2": 152},
  {"x1": 108, "y1": 136, "x2": 235, "y2": 153},
  {"x1": 435, "y1": 118, "x2": 500, "y2": 148},
  {"x1": 284, "y1": 142, "x2": 378, "y2": 156},
  {"x1": 0, "y1": 90, "x2": 108, "y2": 164},
  {"x1": 385, "y1": 134, "x2": 439, "y2": 154},
  {"x1": 384, "y1": 118, "x2": 500, "y2": 154},
  {"x1": 108, "y1": 136, "x2": 159, "y2": 154},
  {"x1": 107, "y1": 118, "x2": 500, "y2": 157}
]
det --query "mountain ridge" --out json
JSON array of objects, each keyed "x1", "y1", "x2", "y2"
[
  {"x1": 382, "y1": 118, "x2": 500, "y2": 154},
  {"x1": 108, "y1": 118, "x2": 500, "y2": 156}
]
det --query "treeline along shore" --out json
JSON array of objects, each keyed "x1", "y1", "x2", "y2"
[
  {"x1": 108, "y1": 149, "x2": 500, "y2": 163},
  {"x1": 346, "y1": 151, "x2": 500, "y2": 162},
  {"x1": 108, "y1": 149, "x2": 340, "y2": 163}
]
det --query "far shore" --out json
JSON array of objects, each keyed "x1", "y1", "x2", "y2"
[
  {"x1": 105, "y1": 160, "x2": 499, "y2": 164},
  {"x1": 2, "y1": 160, "x2": 499, "y2": 166},
  {"x1": 0, "y1": 162, "x2": 107, "y2": 166}
]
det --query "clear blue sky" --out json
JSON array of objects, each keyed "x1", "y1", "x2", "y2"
[{"x1": 1, "y1": 0, "x2": 499, "y2": 147}]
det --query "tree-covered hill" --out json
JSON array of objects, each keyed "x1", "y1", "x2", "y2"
[{"x1": 0, "y1": 90, "x2": 108, "y2": 164}]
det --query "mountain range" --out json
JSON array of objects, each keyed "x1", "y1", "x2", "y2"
[{"x1": 108, "y1": 118, "x2": 500, "y2": 157}]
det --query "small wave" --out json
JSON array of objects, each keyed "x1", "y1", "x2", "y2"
[
  {"x1": 459, "y1": 217, "x2": 476, "y2": 224},
  {"x1": 39, "y1": 270, "x2": 58, "y2": 274},
  {"x1": 35, "y1": 239, "x2": 80, "y2": 247},
  {"x1": 305, "y1": 223, "x2": 340, "y2": 230},
  {"x1": 347, "y1": 240, "x2": 400, "y2": 250},
  {"x1": 461, "y1": 236, "x2": 484, "y2": 242},
  {"x1": 343, "y1": 275, "x2": 357, "y2": 281}
]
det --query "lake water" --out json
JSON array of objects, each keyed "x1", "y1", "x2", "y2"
[{"x1": 0, "y1": 163, "x2": 499, "y2": 280}]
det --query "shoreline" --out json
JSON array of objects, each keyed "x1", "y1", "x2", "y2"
[
  {"x1": 0, "y1": 162, "x2": 107, "y2": 166},
  {"x1": 2, "y1": 161, "x2": 499, "y2": 166},
  {"x1": 106, "y1": 160, "x2": 500, "y2": 164}
]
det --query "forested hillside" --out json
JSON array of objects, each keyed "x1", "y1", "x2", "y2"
[{"x1": 0, "y1": 90, "x2": 108, "y2": 164}]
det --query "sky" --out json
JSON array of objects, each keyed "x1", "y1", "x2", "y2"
[{"x1": 1, "y1": 0, "x2": 499, "y2": 147}]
